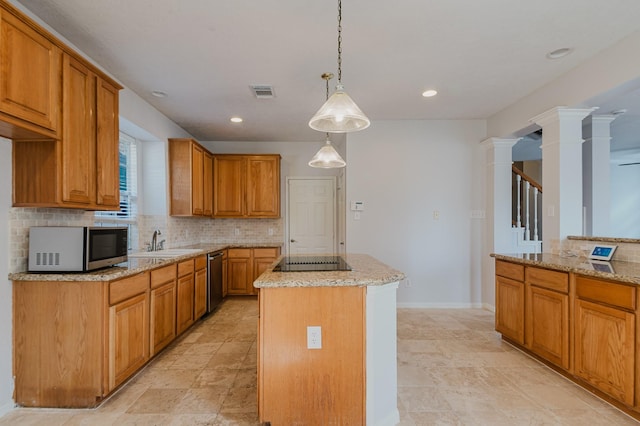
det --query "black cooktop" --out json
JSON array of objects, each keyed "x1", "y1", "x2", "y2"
[{"x1": 273, "y1": 255, "x2": 352, "y2": 272}]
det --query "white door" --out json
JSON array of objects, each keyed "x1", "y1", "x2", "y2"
[{"x1": 287, "y1": 178, "x2": 336, "y2": 255}]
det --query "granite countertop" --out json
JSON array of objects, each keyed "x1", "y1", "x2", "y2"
[
  {"x1": 253, "y1": 253, "x2": 405, "y2": 288},
  {"x1": 10, "y1": 242, "x2": 283, "y2": 282},
  {"x1": 492, "y1": 253, "x2": 640, "y2": 285}
]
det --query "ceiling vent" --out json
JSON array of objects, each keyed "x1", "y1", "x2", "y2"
[{"x1": 250, "y1": 85, "x2": 275, "y2": 99}]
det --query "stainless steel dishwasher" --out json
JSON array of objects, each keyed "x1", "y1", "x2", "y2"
[{"x1": 207, "y1": 252, "x2": 223, "y2": 313}]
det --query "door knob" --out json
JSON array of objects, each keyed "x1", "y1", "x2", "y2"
[{"x1": 290, "y1": 239, "x2": 296, "y2": 243}]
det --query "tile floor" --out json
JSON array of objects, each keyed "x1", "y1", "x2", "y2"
[{"x1": 0, "y1": 297, "x2": 638, "y2": 425}]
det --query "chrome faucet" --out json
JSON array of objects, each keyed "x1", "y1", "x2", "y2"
[{"x1": 151, "y1": 229, "x2": 162, "y2": 251}]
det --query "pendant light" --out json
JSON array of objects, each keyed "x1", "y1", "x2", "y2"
[
  {"x1": 308, "y1": 0, "x2": 370, "y2": 133},
  {"x1": 309, "y1": 73, "x2": 346, "y2": 168}
]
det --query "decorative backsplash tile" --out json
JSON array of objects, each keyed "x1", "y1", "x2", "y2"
[{"x1": 9, "y1": 208, "x2": 284, "y2": 273}]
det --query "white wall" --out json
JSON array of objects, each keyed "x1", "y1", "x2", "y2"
[
  {"x1": 611, "y1": 164, "x2": 640, "y2": 238},
  {"x1": 346, "y1": 120, "x2": 487, "y2": 307},
  {"x1": 0, "y1": 139, "x2": 12, "y2": 416}
]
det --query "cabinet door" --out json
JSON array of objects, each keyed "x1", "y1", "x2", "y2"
[
  {"x1": 0, "y1": 10, "x2": 60, "y2": 135},
  {"x1": 495, "y1": 276, "x2": 525, "y2": 345},
  {"x1": 194, "y1": 267, "x2": 207, "y2": 319},
  {"x1": 176, "y1": 273, "x2": 195, "y2": 335},
  {"x1": 95, "y1": 77, "x2": 120, "y2": 208},
  {"x1": 228, "y1": 257, "x2": 252, "y2": 295},
  {"x1": 222, "y1": 255, "x2": 228, "y2": 297},
  {"x1": 574, "y1": 299, "x2": 635, "y2": 405},
  {"x1": 109, "y1": 292, "x2": 149, "y2": 390},
  {"x1": 191, "y1": 144, "x2": 204, "y2": 215},
  {"x1": 203, "y1": 152, "x2": 213, "y2": 216},
  {"x1": 253, "y1": 248, "x2": 280, "y2": 295},
  {"x1": 150, "y1": 281, "x2": 176, "y2": 356},
  {"x1": 61, "y1": 54, "x2": 95, "y2": 205},
  {"x1": 526, "y1": 285, "x2": 569, "y2": 369},
  {"x1": 247, "y1": 156, "x2": 280, "y2": 217},
  {"x1": 213, "y1": 156, "x2": 245, "y2": 217}
]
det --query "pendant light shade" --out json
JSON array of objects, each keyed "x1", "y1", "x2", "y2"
[
  {"x1": 309, "y1": 84, "x2": 370, "y2": 132},
  {"x1": 309, "y1": 138, "x2": 346, "y2": 168},
  {"x1": 308, "y1": 0, "x2": 369, "y2": 133}
]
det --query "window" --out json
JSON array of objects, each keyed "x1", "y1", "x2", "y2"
[{"x1": 95, "y1": 132, "x2": 138, "y2": 248}]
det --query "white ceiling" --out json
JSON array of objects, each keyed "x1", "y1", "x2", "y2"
[{"x1": 14, "y1": 0, "x2": 640, "y2": 143}]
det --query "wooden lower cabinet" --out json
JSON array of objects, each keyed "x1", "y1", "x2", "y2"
[
  {"x1": 109, "y1": 292, "x2": 149, "y2": 390},
  {"x1": 227, "y1": 248, "x2": 253, "y2": 295},
  {"x1": 495, "y1": 261, "x2": 640, "y2": 418},
  {"x1": 574, "y1": 276, "x2": 636, "y2": 406},
  {"x1": 525, "y1": 267, "x2": 569, "y2": 369},
  {"x1": 194, "y1": 255, "x2": 207, "y2": 319},
  {"x1": 150, "y1": 264, "x2": 177, "y2": 356},
  {"x1": 177, "y1": 259, "x2": 195, "y2": 335},
  {"x1": 495, "y1": 275, "x2": 525, "y2": 345},
  {"x1": 227, "y1": 247, "x2": 280, "y2": 295}
]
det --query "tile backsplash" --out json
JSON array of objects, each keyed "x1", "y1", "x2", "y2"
[
  {"x1": 557, "y1": 237, "x2": 640, "y2": 263},
  {"x1": 9, "y1": 208, "x2": 284, "y2": 273}
]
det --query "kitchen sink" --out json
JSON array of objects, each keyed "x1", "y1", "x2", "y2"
[{"x1": 128, "y1": 248, "x2": 203, "y2": 258}]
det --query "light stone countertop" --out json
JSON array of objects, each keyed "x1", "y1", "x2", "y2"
[
  {"x1": 253, "y1": 253, "x2": 405, "y2": 288},
  {"x1": 492, "y1": 253, "x2": 640, "y2": 285},
  {"x1": 9, "y1": 242, "x2": 283, "y2": 282}
]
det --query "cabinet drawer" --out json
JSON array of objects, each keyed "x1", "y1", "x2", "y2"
[
  {"x1": 254, "y1": 247, "x2": 279, "y2": 258},
  {"x1": 177, "y1": 259, "x2": 194, "y2": 277},
  {"x1": 526, "y1": 267, "x2": 568, "y2": 293},
  {"x1": 496, "y1": 260, "x2": 524, "y2": 281},
  {"x1": 576, "y1": 276, "x2": 636, "y2": 311},
  {"x1": 228, "y1": 248, "x2": 251, "y2": 258},
  {"x1": 195, "y1": 255, "x2": 207, "y2": 271},
  {"x1": 110, "y1": 272, "x2": 149, "y2": 305},
  {"x1": 151, "y1": 264, "x2": 176, "y2": 289}
]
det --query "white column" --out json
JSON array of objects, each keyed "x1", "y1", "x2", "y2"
[
  {"x1": 482, "y1": 137, "x2": 519, "y2": 253},
  {"x1": 530, "y1": 107, "x2": 595, "y2": 250},
  {"x1": 582, "y1": 115, "x2": 615, "y2": 237}
]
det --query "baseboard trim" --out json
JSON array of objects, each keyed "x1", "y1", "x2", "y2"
[{"x1": 397, "y1": 302, "x2": 486, "y2": 309}]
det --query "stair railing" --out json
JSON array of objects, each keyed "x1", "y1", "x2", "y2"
[{"x1": 512, "y1": 165, "x2": 542, "y2": 242}]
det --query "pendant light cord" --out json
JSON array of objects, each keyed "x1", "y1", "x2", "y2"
[{"x1": 337, "y1": 0, "x2": 342, "y2": 83}]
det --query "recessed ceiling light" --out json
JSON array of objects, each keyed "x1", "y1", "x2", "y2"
[
  {"x1": 422, "y1": 89, "x2": 438, "y2": 98},
  {"x1": 230, "y1": 117, "x2": 243, "y2": 123},
  {"x1": 546, "y1": 48, "x2": 572, "y2": 60},
  {"x1": 151, "y1": 90, "x2": 168, "y2": 98}
]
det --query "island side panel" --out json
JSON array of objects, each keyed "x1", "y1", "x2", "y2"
[
  {"x1": 366, "y1": 282, "x2": 400, "y2": 426},
  {"x1": 259, "y1": 286, "x2": 366, "y2": 425},
  {"x1": 13, "y1": 280, "x2": 106, "y2": 407}
]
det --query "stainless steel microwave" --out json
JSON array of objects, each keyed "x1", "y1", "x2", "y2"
[{"x1": 28, "y1": 226, "x2": 128, "y2": 272}]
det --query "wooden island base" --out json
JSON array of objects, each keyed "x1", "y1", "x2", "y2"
[{"x1": 254, "y1": 254, "x2": 404, "y2": 426}]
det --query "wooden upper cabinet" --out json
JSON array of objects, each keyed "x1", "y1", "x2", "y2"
[
  {"x1": 213, "y1": 154, "x2": 281, "y2": 218},
  {"x1": 0, "y1": 8, "x2": 61, "y2": 139},
  {"x1": 168, "y1": 138, "x2": 213, "y2": 217},
  {"x1": 247, "y1": 156, "x2": 280, "y2": 217},
  {"x1": 95, "y1": 78, "x2": 120, "y2": 208},
  {"x1": 213, "y1": 155, "x2": 245, "y2": 217},
  {"x1": 203, "y1": 152, "x2": 213, "y2": 216},
  {"x1": 4, "y1": 1, "x2": 122, "y2": 210},
  {"x1": 61, "y1": 54, "x2": 95, "y2": 205}
]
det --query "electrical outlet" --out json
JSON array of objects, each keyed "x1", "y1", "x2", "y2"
[
  {"x1": 433, "y1": 210, "x2": 440, "y2": 220},
  {"x1": 234, "y1": 228, "x2": 240, "y2": 236},
  {"x1": 307, "y1": 326, "x2": 322, "y2": 349},
  {"x1": 404, "y1": 278, "x2": 412, "y2": 288},
  {"x1": 268, "y1": 228, "x2": 274, "y2": 236}
]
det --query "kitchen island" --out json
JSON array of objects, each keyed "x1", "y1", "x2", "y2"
[{"x1": 254, "y1": 254, "x2": 405, "y2": 426}]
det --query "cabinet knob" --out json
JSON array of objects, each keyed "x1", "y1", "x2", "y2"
[{"x1": 290, "y1": 239, "x2": 296, "y2": 243}]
